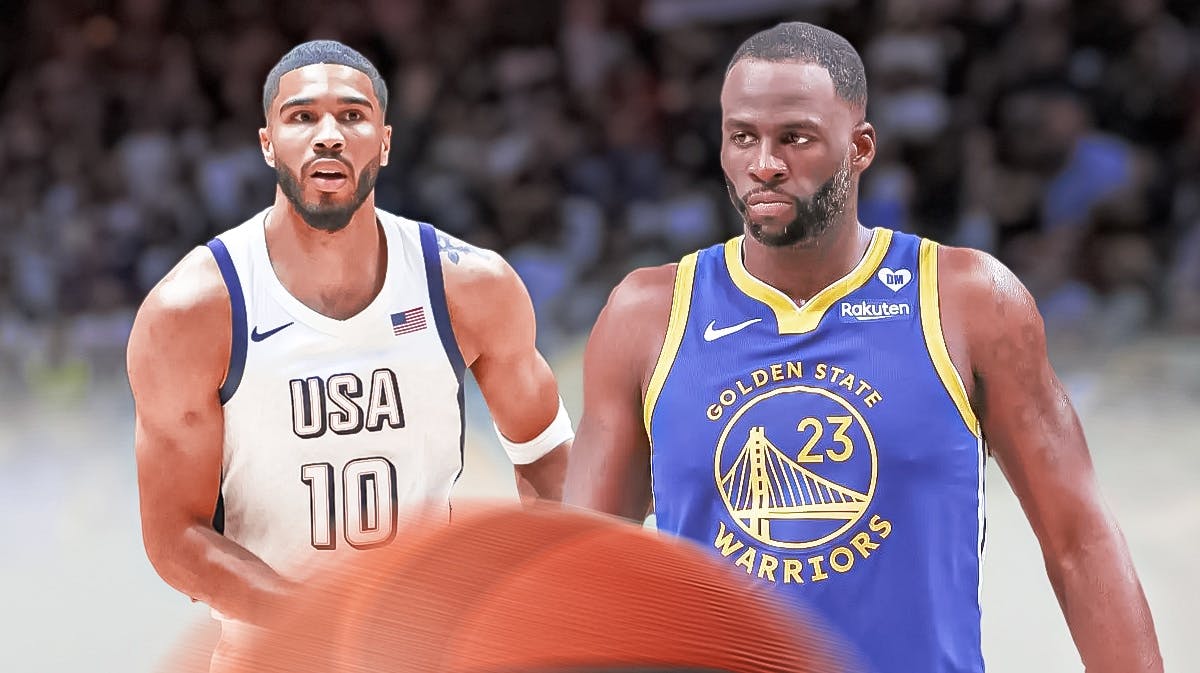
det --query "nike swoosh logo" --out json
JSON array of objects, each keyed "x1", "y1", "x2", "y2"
[
  {"x1": 703, "y1": 318, "x2": 762, "y2": 342},
  {"x1": 250, "y1": 321, "x2": 294, "y2": 342}
]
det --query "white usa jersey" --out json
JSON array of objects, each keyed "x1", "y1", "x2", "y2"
[{"x1": 205, "y1": 208, "x2": 465, "y2": 580}]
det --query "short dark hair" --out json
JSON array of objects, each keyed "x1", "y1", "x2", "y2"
[
  {"x1": 727, "y1": 22, "x2": 867, "y2": 109},
  {"x1": 262, "y1": 40, "x2": 389, "y2": 117}
]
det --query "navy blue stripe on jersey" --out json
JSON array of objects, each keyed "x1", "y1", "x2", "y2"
[
  {"x1": 211, "y1": 491, "x2": 225, "y2": 534},
  {"x1": 418, "y1": 222, "x2": 468, "y2": 488},
  {"x1": 417, "y1": 222, "x2": 465, "y2": 382},
  {"x1": 452, "y1": 383, "x2": 466, "y2": 486},
  {"x1": 206, "y1": 238, "x2": 247, "y2": 404}
]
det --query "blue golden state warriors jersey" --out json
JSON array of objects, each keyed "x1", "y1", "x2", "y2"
[{"x1": 645, "y1": 228, "x2": 985, "y2": 673}]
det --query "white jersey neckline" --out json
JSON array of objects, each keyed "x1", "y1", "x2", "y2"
[{"x1": 250, "y1": 207, "x2": 403, "y2": 337}]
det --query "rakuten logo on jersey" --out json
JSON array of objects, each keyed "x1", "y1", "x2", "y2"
[{"x1": 838, "y1": 300, "x2": 913, "y2": 323}]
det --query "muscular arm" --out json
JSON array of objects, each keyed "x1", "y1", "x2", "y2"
[
  {"x1": 942, "y1": 247, "x2": 1162, "y2": 673},
  {"x1": 441, "y1": 234, "x2": 569, "y2": 501},
  {"x1": 129, "y1": 249, "x2": 296, "y2": 625},
  {"x1": 563, "y1": 265, "x2": 676, "y2": 521}
]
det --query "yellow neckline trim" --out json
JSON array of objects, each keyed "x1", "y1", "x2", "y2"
[
  {"x1": 643, "y1": 253, "x2": 698, "y2": 435},
  {"x1": 723, "y1": 228, "x2": 893, "y2": 334},
  {"x1": 918, "y1": 239, "x2": 981, "y2": 437}
]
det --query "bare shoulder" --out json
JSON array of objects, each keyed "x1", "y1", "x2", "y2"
[
  {"x1": 435, "y1": 229, "x2": 508, "y2": 289},
  {"x1": 143, "y1": 247, "x2": 229, "y2": 315},
  {"x1": 938, "y1": 245, "x2": 1028, "y2": 303},
  {"x1": 436, "y1": 230, "x2": 522, "y2": 325},
  {"x1": 937, "y1": 244, "x2": 1038, "y2": 321},
  {"x1": 434, "y1": 230, "x2": 526, "y2": 366},
  {"x1": 128, "y1": 246, "x2": 231, "y2": 386},
  {"x1": 936, "y1": 243, "x2": 1043, "y2": 378},
  {"x1": 588, "y1": 263, "x2": 680, "y2": 391},
  {"x1": 436, "y1": 231, "x2": 513, "y2": 293},
  {"x1": 602, "y1": 263, "x2": 679, "y2": 324}
]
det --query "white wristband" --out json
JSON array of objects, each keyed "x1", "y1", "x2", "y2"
[{"x1": 494, "y1": 396, "x2": 574, "y2": 465}]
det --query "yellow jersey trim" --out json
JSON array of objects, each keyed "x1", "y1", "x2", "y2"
[
  {"x1": 643, "y1": 253, "x2": 699, "y2": 435},
  {"x1": 918, "y1": 239, "x2": 981, "y2": 437},
  {"x1": 723, "y1": 228, "x2": 893, "y2": 334}
]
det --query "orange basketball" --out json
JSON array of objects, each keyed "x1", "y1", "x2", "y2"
[{"x1": 167, "y1": 503, "x2": 854, "y2": 673}]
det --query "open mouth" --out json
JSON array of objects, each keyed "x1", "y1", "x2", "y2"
[{"x1": 309, "y1": 165, "x2": 350, "y2": 191}]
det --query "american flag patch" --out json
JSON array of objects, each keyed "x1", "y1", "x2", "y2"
[{"x1": 390, "y1": 307, "x2": 427, "y2": 336}]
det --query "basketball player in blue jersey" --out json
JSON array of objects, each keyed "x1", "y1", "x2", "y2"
[
  {"x1": 127, "y1": 41, "x2": 574, "y2": 660},
  {"x1": 565, "y1": 22, "x2": 1161, "y2": 673}
]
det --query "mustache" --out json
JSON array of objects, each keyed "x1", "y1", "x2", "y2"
[
  {"x1": 301, "y1": 152, "x2": 354, "y2": 175},
  {"x1": 733, "y1": 186, "x2": 798, "y2": 212},
  {"x1": 741, "y1": 186, "x2": 795, "y2": 201}
]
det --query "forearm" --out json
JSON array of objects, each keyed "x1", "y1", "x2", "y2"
[
  {"x1": 514, "y1": 442, "x2": 570, "y2": 502},
  {"x1": 562, "y1": 467, "x2": 651, "y2": 521},
  {"x1": 148, "y1": 522, "x2": 297, "y2": 626},
  {"x1": 561, "y1": 431, "x2": 653, "y2": 520},
  {"x1": 1045, "y1": 531, "x2": 1162, "y2": 673}
]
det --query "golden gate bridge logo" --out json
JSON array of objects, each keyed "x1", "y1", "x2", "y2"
[{"x1": 714, "y1": 385, "x2": 877, "y2": 549}]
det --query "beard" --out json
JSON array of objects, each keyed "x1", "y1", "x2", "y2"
[
  {"x1": 276, "y1": 156, "x2": 381, "y2": 233},
  {"x1": 728, "y1": 154, "x2": 853, "y2": 248}
]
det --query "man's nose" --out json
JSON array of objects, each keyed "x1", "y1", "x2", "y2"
[
  {"x1": 313, "y1": 114, "x2": 345, "y2": 152},
  {"x1": 749, "y1": 143, "x2": 787, "y2": 184}
]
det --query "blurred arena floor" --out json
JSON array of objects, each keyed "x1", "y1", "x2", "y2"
[{"x1": 1, "y1": 333, "x2": 1196, "y2": 672}]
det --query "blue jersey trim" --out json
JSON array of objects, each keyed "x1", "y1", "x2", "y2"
[
  {"x1": 418, "y1": 222, "x2": 467, "y2": 485},
  {"x1": 418, "y1": 222, "x2": 466, "y2": 382},
  {"x1": 206, "y1": 238, "x2": 247, "y2": 405},
  {"x1": 452, "y1": 384, "x2": 466, "y2": 488},
  {"x1": 211, "y1": 492, "x2": 225, "y2": 535}
]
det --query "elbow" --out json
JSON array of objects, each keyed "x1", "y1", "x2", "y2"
[
  {"x1": 141, "y1": 523, "x2": 182, "y2": 583},
  {"x1": 141, "y1": 518, "x2": 206, "y2": 591}
]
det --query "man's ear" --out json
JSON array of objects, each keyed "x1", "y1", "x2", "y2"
[
  {"x1": 851, "y1": 120, "x2": 876, "y2": 173},
  {"x1": 380, "y1": 125, "x2": 392, "y2": 167},
  {"x1": 259, "y1": 126, "x2": 275, "y2": 168}
]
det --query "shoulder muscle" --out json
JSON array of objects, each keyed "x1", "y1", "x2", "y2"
[
  {"x1": 438, "y1": 231, "x2": 526, "y2": 367},
  {"x1": 937, "y1": 244, "x2": 1044, "y2": 384},
  {"x1": 588, "y1": 263, "x2": 679, "y2": 395},
  {"x1": 127, "y1": 246, "x2": 232, "y2": 401}
]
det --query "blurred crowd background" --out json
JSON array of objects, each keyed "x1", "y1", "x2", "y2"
[
  {"x1": 3, "y1": 0, "x2": 1200, "y2": 401},
  {"x1": 2, "y1": 2, "x2": 1198, "y2": 672}
]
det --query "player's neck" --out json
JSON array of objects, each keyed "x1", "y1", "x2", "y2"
[
  {"x1": 264, "y1": 196, "x2": 387, "y2": 320},
  {"x1": 741, "y1": 219, "x2": 873, "y2": 306}
]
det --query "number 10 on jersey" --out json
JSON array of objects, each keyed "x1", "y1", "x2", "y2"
[{"x1": 301, "y1": 457, "x2": 398, "y2": 550}]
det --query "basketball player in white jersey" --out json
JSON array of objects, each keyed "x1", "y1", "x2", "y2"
[{"x1": 128, "y1": 41, "x2": 574, "y2": 638}]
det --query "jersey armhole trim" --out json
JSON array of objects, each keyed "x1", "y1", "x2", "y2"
[
  {"x1": 417, "y1": 222, "x2": 466, "y2": 383},
  {"x1": 642, "y1": 253, "x2": 698, "y2": 436},
  {"x1": 206, "y1": 238, "x2": 247, "y2": 405},
  {"x1": 918, "y1": 239, "x2": 981, "y2": 437},
  {"x1": 417, "y1": 222, "x2": 468, "y2": 489},
  {"x1": 211, "y1": 491, "x2": 225, "y2": 534}
]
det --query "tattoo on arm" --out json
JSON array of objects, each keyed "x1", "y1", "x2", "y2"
[{"x1": 437, "y1": 232, "x2": 483, "y2": 265}]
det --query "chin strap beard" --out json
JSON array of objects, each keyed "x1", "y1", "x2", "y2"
[{"x1": 276, "y1": 159, "x2": 382, "y2": 232}]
